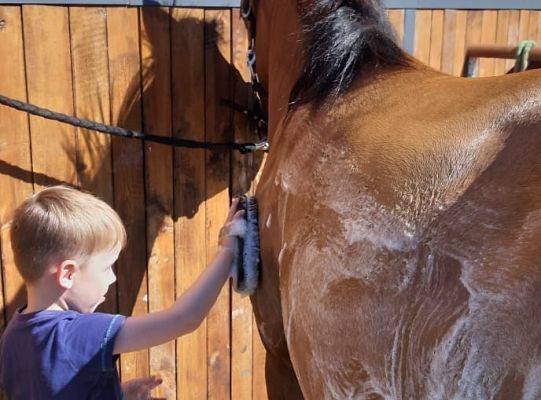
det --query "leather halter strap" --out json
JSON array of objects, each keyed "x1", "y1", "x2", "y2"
[{"x1": 240, "y1": 0, "x2": 269, "y2": 135}]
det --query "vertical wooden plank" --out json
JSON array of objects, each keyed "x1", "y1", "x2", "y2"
[
  {"x1": 107, "y1": 6, "x2": 150, "y2": 382},
  {"x1": 70, "y1": 7, "x2": 113, "y2": 200},
  {"x1": 464, "y1": 10, "x2": 483, "y2": 77},
  {"x1": 452, "y1": 10, "x2": 467, "y2": 77},
  {"x1": 465, "y1": 11, "x2": 483, "y2": 48},
  {"x1": 205, "y1": 8, "x2": 232, "y2": 400},
  {"x1": 494, "y1": 10, "x2": 510, "y2": 76},
  {"x1": 532, "y1": 11, "x2": 541, "y2": 42},
  {"x1": 528, "y1": 11, "x2": 540, "y2": 42},
  {"x1": 429, "y1": 10, "x2": 444, "y2": 70},
  {"x1": 171, "y1": 8, "x2": 208, "y2": 400},
  {"x1": 140, "y1": 6, "x2": 176, "y2": 399},
  {"x1": 0, "y1": 5, "x2": 32, "y2": 324},
  {"x1": 387, "y1": 9, "x2": 405, "y2": 44},
  {"x1": 0, "y1": 234, "x2": 2, "y2": 400},
  {"x1": 0, "y1": 236, "x2": 4, "y2": 331},
  {"x1": 479, "y1": 10, "x2": 497, "y2": 77},
  {"x1": 519, "y1": 10, "x2": 530, "y2": 40},
  {"x1": 441, "y1": 9, "x2": 456, "y2": 75},
  {"x1": 528, "y1": 11, "x2": 541, "y2": 71},
  {"x1": 513, "y1": 10, "x2": 532, "y2": 72},
  {"x1": 23, "y1": 5, "x2": 77, "y2": 190},
  {"x1": 414, "y1": 10, "x2": 432, "y2": 64},
  {"x1": 506, "y1": 11, "x2": 521, "y2": 71},
  {"x1": 0, "y1": 196, "x2": 22, "y2": 330},
  {"x1": 231, "y1": 8, "x2": 257, "y2": 400}
]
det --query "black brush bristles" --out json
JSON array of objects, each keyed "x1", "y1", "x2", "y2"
[{"x1": 231, "y1": 196, "x2": 261, "y2": 295}]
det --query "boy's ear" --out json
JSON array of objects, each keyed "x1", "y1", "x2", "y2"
[{"x1": 56, "y1": 260, "x2": 78, "y2": 289}]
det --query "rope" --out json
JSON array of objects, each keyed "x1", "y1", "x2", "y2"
[
  {"x1": 514, "y1": 40, "x2": 537, "y2": 72},
  {"x1": 0, "y1": 94, "x2": 268, "y2": 154}
]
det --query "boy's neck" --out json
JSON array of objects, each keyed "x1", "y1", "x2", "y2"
[{"x1": 24, "y1": 281, "x2": 66, "y2": 314}]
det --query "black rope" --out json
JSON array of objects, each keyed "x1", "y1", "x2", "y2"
[{"x1": 0, "y1": 94, "x2": 267, "y2": 154}]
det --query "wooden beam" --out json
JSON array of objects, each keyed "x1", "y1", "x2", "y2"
[
  {"x1": 1, "y1": 0, "x2": 541, "y2": 10},
  {"x1": 466, "y1": 44, "x2": 541, "y2": 61}
]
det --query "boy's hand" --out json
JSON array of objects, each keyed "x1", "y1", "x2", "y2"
[
  {"x1": 121, "y1": 375, "x2": 164, "y2": 400},
  {"x1": 218, "y1": 197, "x2": 245, "y2": 251}
]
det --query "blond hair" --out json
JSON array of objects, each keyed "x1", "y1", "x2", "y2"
[{"x1": 9, "y1": 185, "x2": 127, "y2": 282}]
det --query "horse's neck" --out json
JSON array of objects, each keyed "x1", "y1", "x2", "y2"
[
  {"x1": 265, "y1": 0, "x2": 304, "y2": 138},
  {"x1": 263, "y1": 0, "x2": 424, "y2": 145}
]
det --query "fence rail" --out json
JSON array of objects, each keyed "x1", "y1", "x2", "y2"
[{"x1": 0, "y1": 0, "x2": 540, "y2": 10}]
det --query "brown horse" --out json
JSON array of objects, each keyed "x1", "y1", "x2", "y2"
[{"x1": 247, "y1": 1, "x2": 541, "y2": 399}]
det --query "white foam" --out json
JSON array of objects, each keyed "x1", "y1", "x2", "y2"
[
  {"x1": 522, "y1": 361, "x2": 541, "y2": 400},
  {"x1": 341, "y1": 216, "x2": 416, "y2": 252},
  {"x1": 229, "y1": 218, "x2": 247, "y2": 237}
]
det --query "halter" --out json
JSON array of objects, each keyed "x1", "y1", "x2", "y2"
[
  {"x1": 239, "y1": 0, "x2": 269, "y2": 149},
  {"x1": 240, "y1": 0, "x2": 267, "y2": 104}
]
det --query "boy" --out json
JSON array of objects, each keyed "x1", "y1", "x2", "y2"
[{"x1": 0, "y1": 185, "x2": 245, "y2": 399}]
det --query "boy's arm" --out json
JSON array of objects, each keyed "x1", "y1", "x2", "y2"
[{"x1": 113, "y1": 199, "x2": 243, "y2": 355}]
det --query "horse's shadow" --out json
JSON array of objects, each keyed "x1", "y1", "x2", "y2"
[{"x1": 0, "y1": 7, "x2": 263, "y2": 323}]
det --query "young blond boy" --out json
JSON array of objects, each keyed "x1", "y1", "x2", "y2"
[{"x1": 0, "y1": 185, "x2": 244, "y2": 399}]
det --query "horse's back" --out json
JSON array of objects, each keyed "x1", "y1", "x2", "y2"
[{"x1": 256, "y1": 68, "x2": 541, "y2": 399}]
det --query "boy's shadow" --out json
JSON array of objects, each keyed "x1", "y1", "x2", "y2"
[{"x1": 0, "y1": 7, "x2": 264, "y2": 327}]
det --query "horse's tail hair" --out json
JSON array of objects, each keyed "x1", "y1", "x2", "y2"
[{"x1": 289, "y1": 0, "x2": 409, "y2": 110}]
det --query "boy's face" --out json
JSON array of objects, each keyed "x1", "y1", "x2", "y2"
[{"x1": 63, "y1": 246, "x2": 120, "y2": 313}]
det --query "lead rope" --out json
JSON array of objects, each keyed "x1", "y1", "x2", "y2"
[
  {"x1": 0, "y1": 94, "x2": 268, "y2": 154},
  {"x1": 514, "y1": 40, "x2": 537, "y2": 72}
]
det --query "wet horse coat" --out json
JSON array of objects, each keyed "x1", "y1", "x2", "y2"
[{"x1": 249, "y1": 1, "x2": 541, "y2": 398}]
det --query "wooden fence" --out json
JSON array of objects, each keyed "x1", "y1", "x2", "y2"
[{"x1": 0, "y1": 5, "x2": 539, "y2": 400}]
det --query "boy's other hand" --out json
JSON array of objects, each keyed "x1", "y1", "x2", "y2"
[
  {"x1": 218, "y1": 197, "x2": 245, "y2": 251},
  {"x1": 121, "y1": 375, "x2": 164, "y2": 400}
]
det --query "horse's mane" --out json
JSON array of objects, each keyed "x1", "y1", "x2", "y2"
[{"x1": 289, "y1": 0, "x2": 410, "y2": 109}]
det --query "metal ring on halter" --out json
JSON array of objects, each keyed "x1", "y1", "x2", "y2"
[
  {"x1": 247, "y1": 48, "x2": 257, "y2": 66},
  {"x1": 253, "y1": 140, "x2": 269, "y2": 152},
  {"x1": 240, "y1": 139, "x2": 269, "y2": 154},
  {"x1": 247, "y1": 49, "x2": 261, "y2": 86}
]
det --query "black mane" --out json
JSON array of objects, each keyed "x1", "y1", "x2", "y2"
[{"x1": 289, "y1": 0, "x2": 410, "y2": 109}]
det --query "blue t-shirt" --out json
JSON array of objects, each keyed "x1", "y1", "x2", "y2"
[{"x1": 0, "y1": 306, "x2": 125, "y2": 399}]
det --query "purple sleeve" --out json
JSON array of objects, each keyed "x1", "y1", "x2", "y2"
[{"x1": 62, "y1": 312, "x2": 126, "y2": 372}]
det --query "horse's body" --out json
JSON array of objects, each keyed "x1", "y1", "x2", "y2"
[{"x1": 249, "y1": 1, "x2": 541, "y2": 398}]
